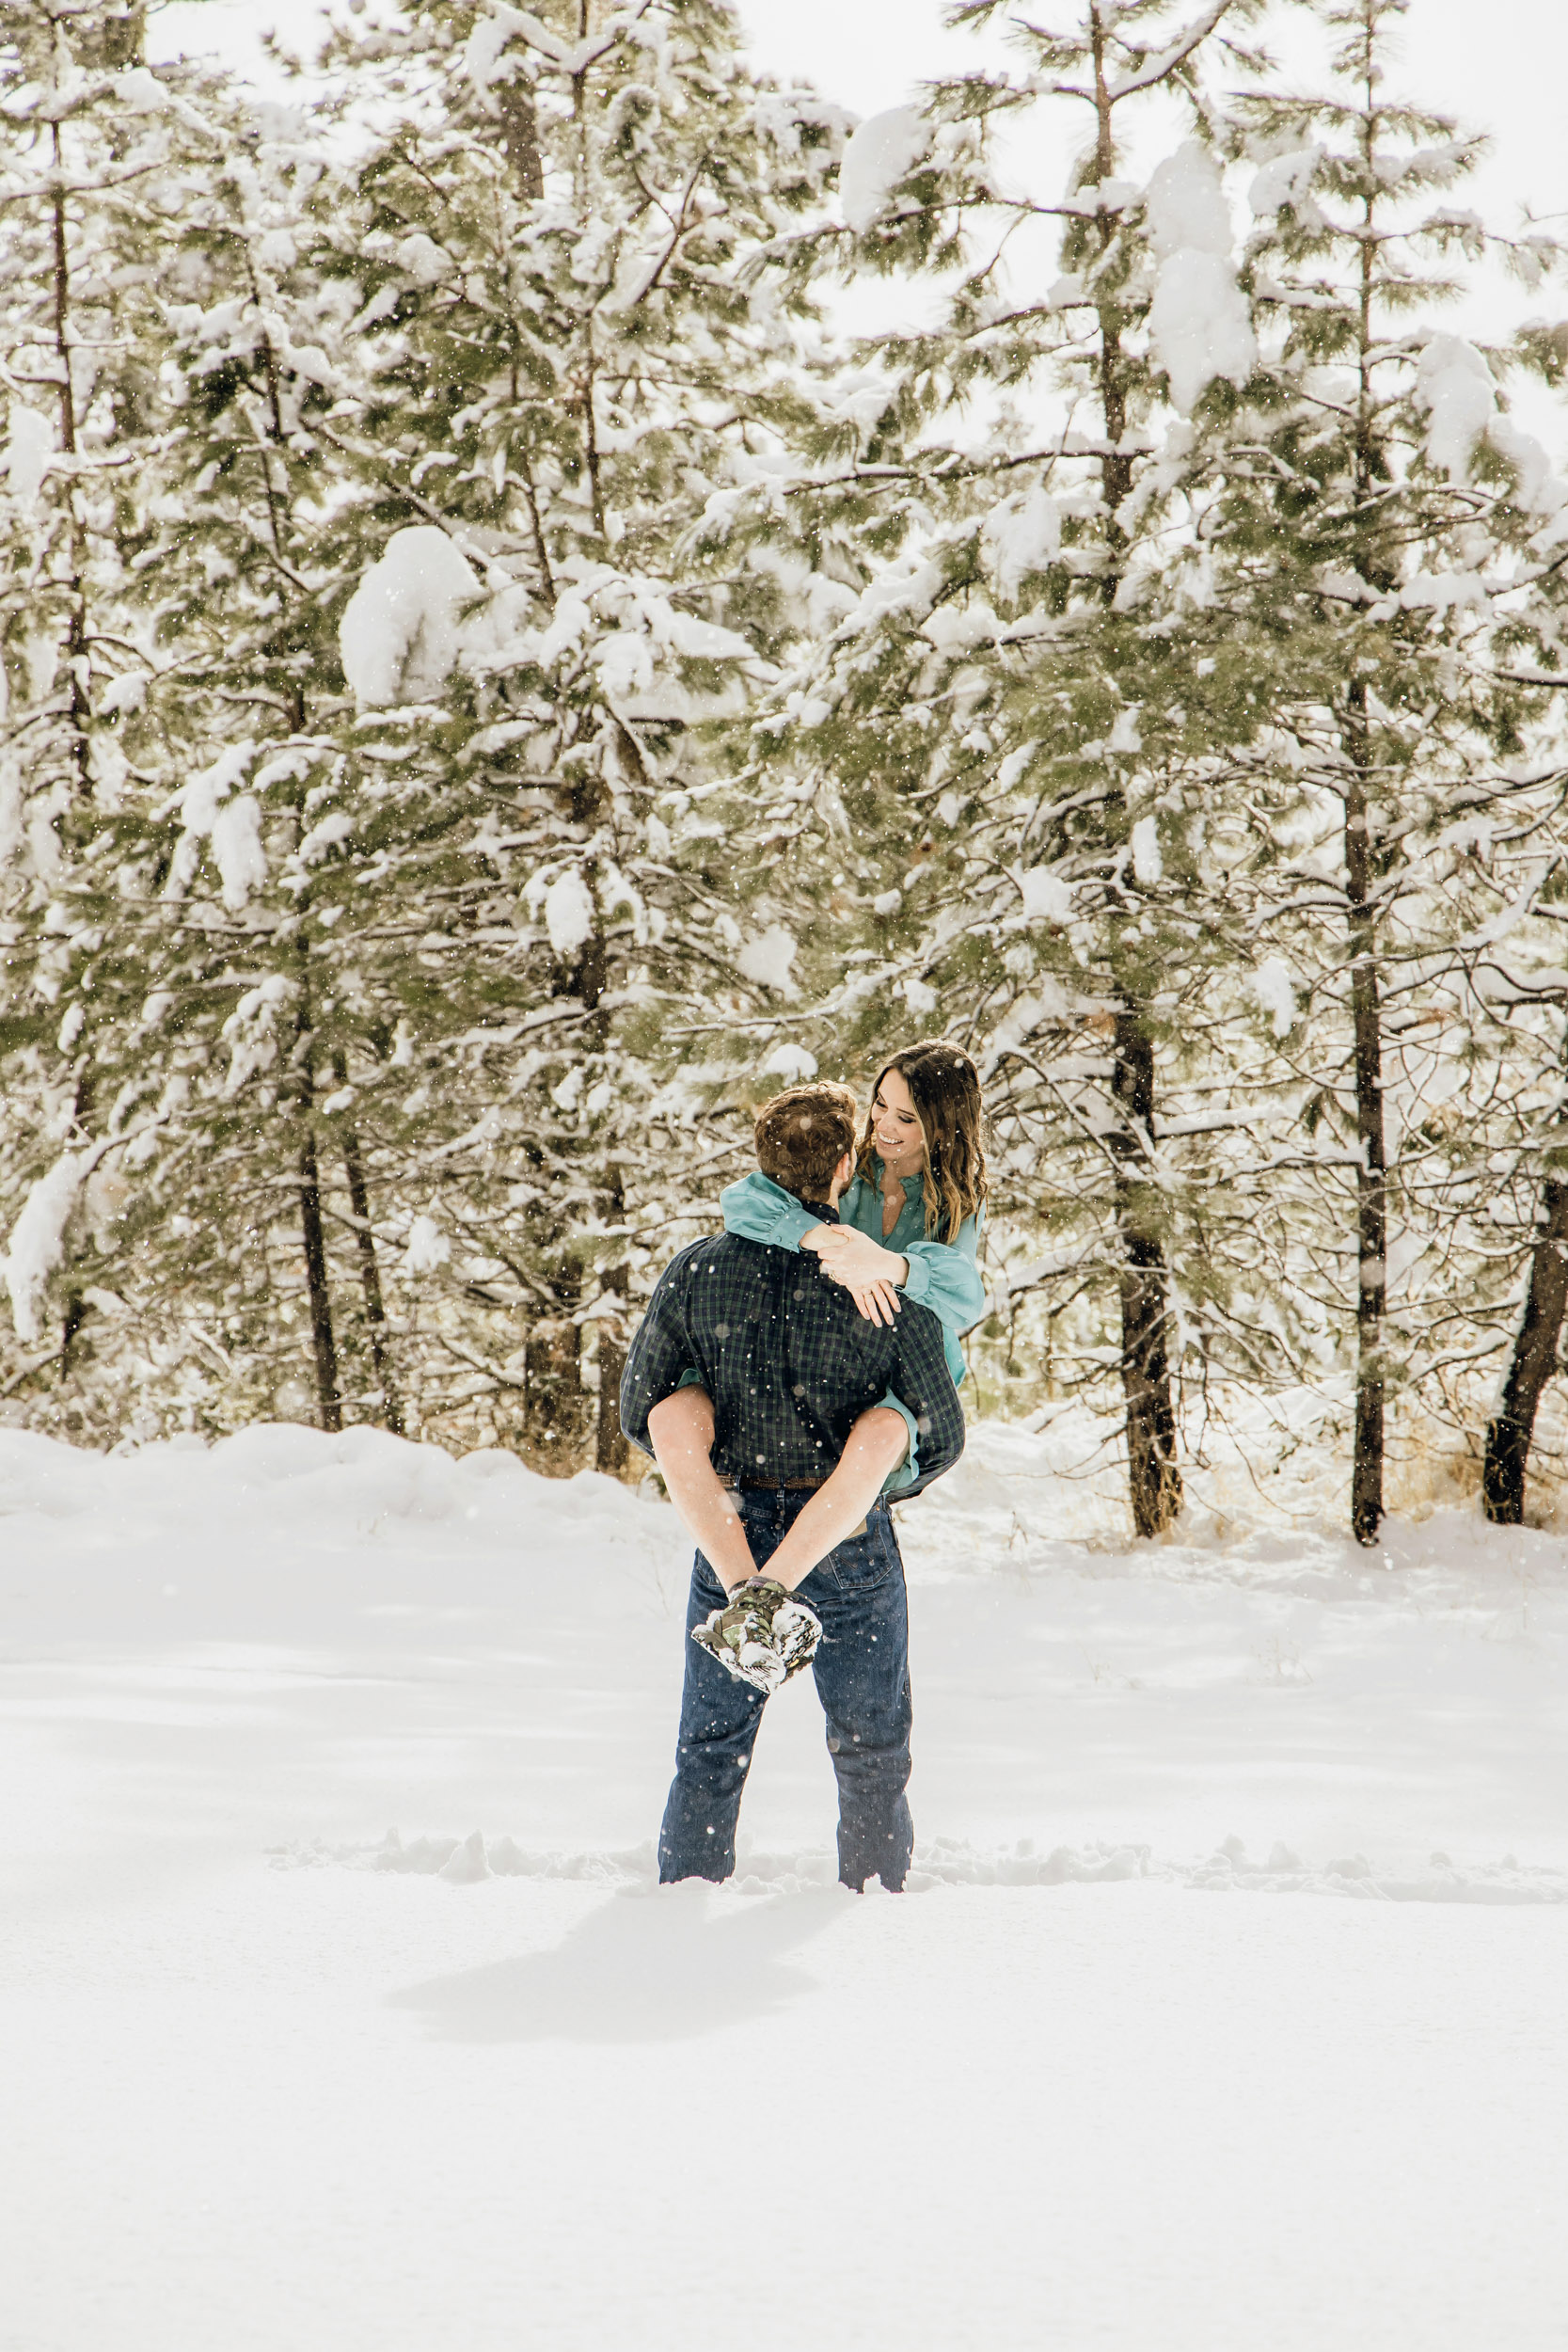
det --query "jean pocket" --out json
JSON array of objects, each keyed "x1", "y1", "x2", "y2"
[
  {"x1": 802, "y1": 1512, "x2": 897, "y2": 1598},
  {"x1": 691, "y1": 1556, "x2": 730, "y2": 1609}
]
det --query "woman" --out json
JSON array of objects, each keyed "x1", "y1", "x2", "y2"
[{"x1": 721, "y1": 1039, "x2": 989, "y2": 1393}]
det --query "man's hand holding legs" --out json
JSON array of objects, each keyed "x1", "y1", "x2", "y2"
[{"x1": 648, "y1": 1388, "x2": 832, "y2": 1694}]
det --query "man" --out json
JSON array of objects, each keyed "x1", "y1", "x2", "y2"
[{"x1": 620, "y1": 1083, "x2": 966, "y2": 1892}]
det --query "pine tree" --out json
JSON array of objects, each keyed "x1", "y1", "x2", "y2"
[
  {"x1": 699, "y1": 0, "x2": 1282, "y2": 1534},
  {"x1": 120, "y1": 70, "x2": 393, "y2": 1438},
  {"x1": 1218, "y1": 0, "x2": 1568, "y2": 1538},
  {"x1": 206, "y1": 0, "x2": 845, "y2": 1463},
  {"x1": 1, "y1": 0, "x2": 847, "y2": 1454},
  {"x1": 10, "y1": 0, "x2": 1568, "y2": 1523},
  {"x1": 0, "y1": 0, "x2": 241, "y2": 1430}
]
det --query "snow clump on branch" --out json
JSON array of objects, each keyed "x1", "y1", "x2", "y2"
[
  {"x1": 737, "y1": 926, "x2": 800, "y2": 995},
  {"x1": 1130, "y1": 818, "x2": 1163, "y2": 885},
  {"x1": 221, "y1": 975, "x2": 296, "y2": 1097},
  {"x1": 3, "y1": 1148, "x2": 105, "y2": 1342},
  {"x1": 1415, "y1": 335, "x2": 1567, "y2": 519},
  {"x1": 404, "y1": 1216, "x2": 451, "y2": 1275},
  {"x1": 1416, "y1": 336, "x2": 1497, "y2": 485},
  {"x1": 763, "y1": 1043, "x2": 818, "y2": 1081},
  {"x1": 1254, "y1": 957, "x2": 1298, "y2": 1040},
  {"x1": 1145, "y1": 143, "x2": 1257, "y2": 417},
  {"x1": 339, "y1": 527, "x2": 483, "y2": 707},
  {"x1": 1247, "y1": 146, "x2": 1323, "y2": 224},
  {"x1": 1017, "y1": 866, "x2": 1073, "y2": 926},
  {"x1": 840, "y1": 107, "x2": 929, "y2": 234},
  {"x1": 982, "y1": 485, "x2": 1061, "y2": 598},
  {"x1": 545, "y1": 871, "x2": 596, "y2": 961},
  {"x1": 165, "y1": 741, "x2": 267, "y2": 912},
  {"x1": 3, "y1": 405, "x2": 53, "y2": 507}
]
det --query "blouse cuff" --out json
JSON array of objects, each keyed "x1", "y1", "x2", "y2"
[
  {"x1": 900, "y1": 1253, "x2": 933, "y2": 1306},
  {"x1": 876, "y1": 1391, "x2": 921, "y2": 1495}
]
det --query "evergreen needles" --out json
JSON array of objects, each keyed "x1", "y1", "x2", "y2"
[{"x1": 7, "y1": 0, "x2": 1568, "y2": 1540}]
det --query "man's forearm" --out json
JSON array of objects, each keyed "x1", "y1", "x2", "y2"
[
  {"x1": 763, "y1": 1406, "x2": 911, "y2": 1592},
  {"x1": 647, "y1": 1389, "x2": 757, "y2": 1590}
]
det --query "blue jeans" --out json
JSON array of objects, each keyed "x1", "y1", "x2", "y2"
[{"x1": 657, "y1": 1487, "x2": 914, "y2": 1891}]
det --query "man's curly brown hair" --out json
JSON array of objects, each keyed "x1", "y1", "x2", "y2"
[{"x1": 753, "y1": 1083, "x2": 859, "y2": 1205}]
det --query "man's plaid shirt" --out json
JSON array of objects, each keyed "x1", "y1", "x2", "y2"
[{"x1": 619, "y1": 1222, "x2": 966, "y2": 1498}]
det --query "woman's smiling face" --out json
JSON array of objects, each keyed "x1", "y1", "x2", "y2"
[{"x1": 872, "y1": 1068, "x2": 927, "y2": 1178}]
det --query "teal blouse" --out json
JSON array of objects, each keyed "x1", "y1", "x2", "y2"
[
  {"x1": 719, "y1": 1166, "x2": 987, "y2": 1495},
  {"x1": 720, "y1": 1168, "x2": 984, "y2": 1388}
]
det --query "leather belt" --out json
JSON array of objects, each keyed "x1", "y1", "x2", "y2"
[{"x1": 720, "y1": 1475, "x2": 825, "y2": 1492}]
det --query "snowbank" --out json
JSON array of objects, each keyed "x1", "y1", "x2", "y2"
[
  {"x1": 6, "y1": 1410, "x2": 1567, "y2": 1903},
  {"x1": 0, "y1": 1418, "x2": 643, "y2": 1553},
  {"x1": 298, "y1": 1824, "x2": 1568, "y2": 1907},
  {"x1": 6, "y1": 1413, "x2": 1567, "y2": 2349}
]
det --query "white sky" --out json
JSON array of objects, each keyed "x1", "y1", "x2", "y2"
[
  {"x1": 147, "y1": 0, "x2": 1568, "y2": 424},
  {"x1": 148, "y1": 0, "x2": 1568, "y2": 233},
  {"x1": 740, "y1": 0, "x2": 1568, "y2": 240}
]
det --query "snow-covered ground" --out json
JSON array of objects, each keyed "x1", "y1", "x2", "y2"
[{"x1": 5, "y1": 1418, "x2": 1566, "y2": 2350}]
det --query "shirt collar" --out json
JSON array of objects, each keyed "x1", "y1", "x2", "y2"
[{"x1": 871, "y1": 1156, "x2": 924, "y2": 1199}]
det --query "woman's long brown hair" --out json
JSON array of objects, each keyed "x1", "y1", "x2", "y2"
[{"x1": 856, "y1": 1040, "x2": 989, "y2": 1244}]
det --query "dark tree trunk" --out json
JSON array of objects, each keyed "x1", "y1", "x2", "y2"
[
  {"x1": 1081, "y1": 56, "x2": 1180, "y2": 1541},
  {"x1": 524, "y1": 1314, "x2": 591, "y2": 1462},
  {"x1": 341, "y1": 1131, "x2": 404, "y2": 1437},
  {"x1": 50, "y1": 168, "x2": 77, "y2": 462},
  {"x1": 297, "y1": 1125, "x2": 342, "y2": 1433},
  {"x1": 1344, "y1": 693, "x2": 1386, "y2": 1547},
  {"x1": 1111, "y1": 1011, "x2": 1182, "y2": 1536},
  {"x1": 497, "y1": 84, "x2": 544, "y2": 199},
  {"x1": 50, "y1": 136, "x2": 92, "y2": 787},
  {"x1": 285, "y1": 970, "x2": 341, "y2": 1433},
  {"x1": 60, "y1": 1291, "x2": 87, "y2": 1371},
  {"x1": 594, "y1": 1313, "x2": 629, "y2": 1477},
  {"x1": 333, "y1": 1056, "x2": 403, "y2": 1436},
  {"x1": 1482, "y1": 1178, "x2": 1568, "y2": 1525},
  {"x1": 593, "y1": 1251, "x2": 630, "y2": 1480},
  {"x1": 591, "y1": 1159, "x2": 629, "y2": 1477}
]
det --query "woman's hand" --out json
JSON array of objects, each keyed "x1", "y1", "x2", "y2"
[
  {"x1": 808, "y1": 1225, "x2": 908, "y2": 1289},
  {"x1": 802, "y1": 1226, "x2": 908, "y2": 1324}
]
